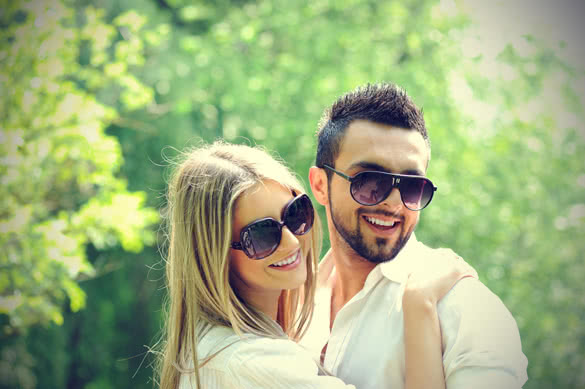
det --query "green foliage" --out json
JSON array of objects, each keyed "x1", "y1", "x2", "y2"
[
  {"x1": 1, "y1": 0, "x2": 583, "y2": 388},
  {"x1": 0, "y1": 1, "x2": 158, "y2": 386}
]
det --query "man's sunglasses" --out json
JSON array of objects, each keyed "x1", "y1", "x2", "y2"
[
  {"x1": 323, "y1": 165, "x2": 437, "y2": 211},
  {"x1": 231, "y1": 193, "x2": 314, "y2": 259}
]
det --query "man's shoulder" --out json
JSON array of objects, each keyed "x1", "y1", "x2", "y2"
[
  {"x1": 439, "y1": 277, "x2": 508, "y2": 312},
  {"x1": 401, "y1": 242, "x2": 512, "y2": 317},
  {"x1": 437, "y1": 278, "x2": 528, "y2": 386},
  {"x1": 437, "y1": 277, "x2": 521, "y2": 337}
]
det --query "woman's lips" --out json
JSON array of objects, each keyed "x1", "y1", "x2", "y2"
[{"x1": 269, "y1": 250, "x2": 301, "y2": 270}]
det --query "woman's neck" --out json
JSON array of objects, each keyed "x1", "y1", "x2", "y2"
[{"x1": 238, "y1": 288, "x2": 282, "y2": 322}]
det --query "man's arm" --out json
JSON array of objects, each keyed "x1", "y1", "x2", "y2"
[
  {"x1": 403, "y1": 296, "x2": 446, "y2": 389},
  {"x1": 402, "y1": 250, "x2": 478, "y2": 389},
  {"x1": 438, "y1": 278, "x2": 528, "y2": 389}
]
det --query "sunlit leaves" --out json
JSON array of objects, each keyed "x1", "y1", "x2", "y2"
[
  {"x1": 0, "y1": 0, "x2": 158, "y2": 333},
  {"x1": 2, "y1": 0, "x2": 582, "y2": 387},
  {"x1": 74, "y1": 192, "x2": 158, "y2": 252}
]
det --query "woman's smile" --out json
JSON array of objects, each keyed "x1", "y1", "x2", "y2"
[{"x1": 269, "y1": 249, "x2": 302, "y2": 269}]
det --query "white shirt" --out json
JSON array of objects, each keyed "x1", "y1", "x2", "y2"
[
  {"x1": 180, "y1": 325, "x2": 356, "y2": 388},
  {"x1": 299, "y1": 235, "x2": 529, "y2": 389}
]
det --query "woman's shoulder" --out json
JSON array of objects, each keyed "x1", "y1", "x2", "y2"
[
  {"x1": 190, "y1": 325, "x2": 355, "y2": 388},
  {"x1": 198, "y1": 325, "x2": 305, "y2": 367},
  {"x1": 196, "y1": 325, "x2": 240, "y2": 364},
  {"x1": 193, "y1": 326, "x2": 308, "y2": 386},
  {"x1": 222, "y1": 334, "x2": 357, "y2": 388},
  {"x1": 180, "y1": 326, "x2": 255, "y2": 388}
]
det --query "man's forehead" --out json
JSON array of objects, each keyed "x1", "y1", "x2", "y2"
[
  {"x1": 341, "y1": 119, "x2": 423, "y2": 142},
  {"x1": 335, "y1": 120, "x2": 428, "y2": 171},
  {"x1": 345, "y1": 159, "x2": 426, "y2": 177}
]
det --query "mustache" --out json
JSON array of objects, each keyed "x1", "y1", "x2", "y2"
[{"x1": 357, "y1": 208, "x2": 404, "y2": 221}]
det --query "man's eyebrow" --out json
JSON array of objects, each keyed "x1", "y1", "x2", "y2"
[
  {"x1": 348, "y1": 161, "x2": 425, "y2": 176},
  {"x1": 348, "y1": 161, "x2": 387, "y2": 171},
  {"x1": 402, "y1": 168, "x2": 425, "y2": 176}
]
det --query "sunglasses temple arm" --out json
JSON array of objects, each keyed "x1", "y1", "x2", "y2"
[{"x1": 324, "y1": 165, "x2": 352, "y2": 182}]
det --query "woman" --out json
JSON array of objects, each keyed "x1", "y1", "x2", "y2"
[{"x1": 157, "y1": 141, "x2": 475, "y2": 388}]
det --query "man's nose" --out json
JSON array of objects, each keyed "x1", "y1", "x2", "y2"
[{"x1": 380, "y1": 187, "x2": 403, "y2": 211}]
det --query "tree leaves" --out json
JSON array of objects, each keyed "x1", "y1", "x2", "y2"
[
  {"x1": 0, "y1": 0, "x2": 158, "y2": 334},
  {"x1": 2, "y1": 0, "x2": 583, "y2": 388}
]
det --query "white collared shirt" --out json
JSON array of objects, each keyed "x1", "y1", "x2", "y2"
[
  {"x1": 180, "y1": 325, "x2": 356, "y2": 388},
  {"x1": 299, "y1": 235, "x2": 528, "y2": 389}
]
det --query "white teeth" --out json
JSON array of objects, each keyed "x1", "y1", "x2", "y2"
[
  {"x1": 271, "y1": 252, "x2": 299, "y2": 267},
  {"x1": 365, "y1": 216, "x2": 396, "y2": 227}
]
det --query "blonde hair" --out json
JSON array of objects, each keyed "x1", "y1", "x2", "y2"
[{"x1": 156, "y1": 141, "x2": 322, "y2": 389}]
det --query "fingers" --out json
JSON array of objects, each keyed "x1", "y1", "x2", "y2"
[
  {"x1": 434, "y1": 249, "x2": 478, "y2": 281},
  {"x1": 453, "y1": 256, "x2": 478, "y2": 281},
  {"x1": 403, "y1": 250, "x2": 480, "y2": 309}
]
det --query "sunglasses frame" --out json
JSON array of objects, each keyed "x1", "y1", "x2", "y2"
[
  {"x1": 231, "y1": 193, "x2": 314, "y2": 259},
  {"x1": 323, "y1": 164, "x2": 437, "y2": 211}
]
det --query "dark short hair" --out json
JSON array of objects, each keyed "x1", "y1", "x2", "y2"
[{"x1": 315, "y1": 83, "x2": 430, "y2": 176}]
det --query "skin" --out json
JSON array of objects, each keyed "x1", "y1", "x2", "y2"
[
  {"x1": 402, "y1": 253, "x2": 477, "y2": 389},
  {"x1": 229, "y1": 180, "x2": 311, "y2": 321},
  {"x1": 228, "y1": 154, "x2": 474, "y2": 389},
  {"x1": 309, "y1": 119, "x2": 472, "y2": 389},
  {"x1": 309, "y1": 119, "x2": 429, "y2": 325}
]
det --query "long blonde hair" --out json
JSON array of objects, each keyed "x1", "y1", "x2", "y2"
[{"x1": 156, "y1": 141, "x2": 322, "y2": 388}]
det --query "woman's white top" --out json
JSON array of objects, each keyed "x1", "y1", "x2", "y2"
[{"x1": 179, "y1": 325, "x2": 356, "y2": 388}]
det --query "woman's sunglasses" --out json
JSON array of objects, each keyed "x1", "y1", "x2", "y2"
[
  {"x1": 231, "y1": 193, "x2": 315, "y2": 259},
  {"x1": 324, "y1": 165, "x2": 437, "y2": 211}
]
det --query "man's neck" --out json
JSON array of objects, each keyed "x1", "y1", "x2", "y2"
[{"x1": 328, "y1": 244, "x2": 377, "y2": 327}]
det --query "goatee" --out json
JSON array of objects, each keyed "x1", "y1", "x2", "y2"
[{"x1": 331, "y1": 206, "x2": 412, "y2": 264}]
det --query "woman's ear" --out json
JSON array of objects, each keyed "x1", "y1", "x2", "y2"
[{"x1": 309, "y1": 166, "x2": 328, "y2": 206}]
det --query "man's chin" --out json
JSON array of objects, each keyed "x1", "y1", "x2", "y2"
[
  {"x1": 361, "y1": 249, "x2": 398, "y2": 264},
  {"x1": 330, "y1": 208, "x2": 411, "y2": 265},
  {"x1": 363, "y1": 233, "x2": 411, "y2": 263}
]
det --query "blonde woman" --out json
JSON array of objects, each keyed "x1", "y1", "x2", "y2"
[{"x1": 157, "y1": 141, "x2": 475, "y2": 389}]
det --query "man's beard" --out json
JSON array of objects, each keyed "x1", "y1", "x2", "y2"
[{"x1": 329, "y1": 194, "x2": 413, "y2": 264}]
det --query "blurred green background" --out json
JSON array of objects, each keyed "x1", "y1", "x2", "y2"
[{"x1": 1, "y1": 0, "x2": 584, "y2": 388}]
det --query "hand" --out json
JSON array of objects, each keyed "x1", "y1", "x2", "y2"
[{"x1": 403, "y1": 249, "x2": 478, "y2": 309}]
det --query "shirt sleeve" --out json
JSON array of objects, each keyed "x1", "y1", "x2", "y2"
[
  {"x1": 438, "y1": 278, "x2": 529, "y2": 389},
  {"x1": 228, "y1": 337, "x2": 357, "y2": 389}
]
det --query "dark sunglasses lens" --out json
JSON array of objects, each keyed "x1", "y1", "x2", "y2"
[
  {"x1": 400, "y1": 177, "x2": 432, "y2": 210},
  {"x1": 351, "y1": 172, "x2": 393, "y2": 205},
  {"x1": 284, "y1": 195, "x2": 314, "y2": 235},
  {"x1": 246, "y1": 219, "x2": 281, "y2": 259}
]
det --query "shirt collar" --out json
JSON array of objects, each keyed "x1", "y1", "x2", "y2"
[
  {"x1": 379, "y1": 233, "x2": 428, "y2": 284},
  {"x1": 318, "y1": 233, "x2": 424, "y2": 288}
]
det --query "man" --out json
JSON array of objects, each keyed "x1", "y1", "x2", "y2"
[{"x1": 302, "y1": 83, "x2": 528, "y2": 388}]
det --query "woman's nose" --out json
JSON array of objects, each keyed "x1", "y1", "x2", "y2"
[{"x1": 277, "y1": 226, "x2": 301, "y2": 253}]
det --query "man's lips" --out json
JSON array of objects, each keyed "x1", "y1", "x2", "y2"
[{"x1": 362, "y1": 215, "x2": 401, "y2": 232}]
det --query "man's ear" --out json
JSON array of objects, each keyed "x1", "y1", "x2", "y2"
[{"x1": 309, "y1": 166, "x2": 328, "y2": 206}]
